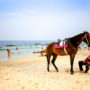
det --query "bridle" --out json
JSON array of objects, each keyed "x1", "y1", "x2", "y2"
[{"x1": 84, "y1": 33, "x2": 89, "y2": 46}]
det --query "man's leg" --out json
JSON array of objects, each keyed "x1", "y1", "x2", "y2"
[
  {"x1": 84, "y1": 64, "x2": 90, "y2": 73},
  {"x1": 78, "y1": 61, "x2": 86, "y2": 71}
]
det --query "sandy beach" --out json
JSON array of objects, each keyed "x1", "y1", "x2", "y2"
[{"x1": 0, "y1": 49, "x2": 90, "y2": 90}]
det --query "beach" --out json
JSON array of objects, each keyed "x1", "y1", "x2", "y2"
[{"x1": 0, "y1": 49, "x2": 90, "y2": 90}]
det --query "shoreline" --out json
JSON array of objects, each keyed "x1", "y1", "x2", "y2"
[
  {"x1": 0, "y1": 53, "x2": 40, "y2": 61},
  {"x1": 0, "y1": 48, "x2": 89, "y2": 61}
]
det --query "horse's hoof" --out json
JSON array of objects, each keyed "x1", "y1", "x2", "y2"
[
  {"x1": 56, "y1": 70, "x2": 59, "y2": 72},
  {"x1": 47, "y1": 69, "x2": 50, "y2": 72},
  {"x1": 71, "y1": 72, "x2": 74, "y2": 75},
  {"x1": 84, "y1": 71, "x2": 87, "y2": 73}
]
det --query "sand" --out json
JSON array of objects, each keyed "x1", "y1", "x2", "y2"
[{"x1": 0, "y1": 49, "x2": 90, "y2": 90}]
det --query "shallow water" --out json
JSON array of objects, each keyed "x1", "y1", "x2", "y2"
[{"x1": 0, "y1": 40, "x2": 55, "y2": 60}]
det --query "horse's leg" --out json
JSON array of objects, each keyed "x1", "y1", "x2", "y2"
[
  {"x1": 46, "y1": 54, "x2": 51, "y2": 72},
  {"x1": 51, "y1": 54, "x2": 58, "y2": 72},
  {"x1": 70, "y1": 54, "x2": 75, "y2": 74}
]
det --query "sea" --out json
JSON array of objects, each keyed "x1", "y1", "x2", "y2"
[
  {"x1": 0, "y1": 40, "x2": 88, "y2": 60},
  {"x1": 0, "y1": 40, "x2": 55, "y2": 60}
]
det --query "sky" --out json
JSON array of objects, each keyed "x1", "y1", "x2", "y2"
[{"x1": 0, "y1": 0, "x2": 90, "y2": 40}]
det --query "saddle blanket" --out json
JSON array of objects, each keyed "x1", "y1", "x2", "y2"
[{"x1": 54, "y1": 40, "x2": 68, "y2": 49}]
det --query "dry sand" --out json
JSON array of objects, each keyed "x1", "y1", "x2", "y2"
[{"x1": 0, "y1": 49, "x2": 90, "y2": 90}]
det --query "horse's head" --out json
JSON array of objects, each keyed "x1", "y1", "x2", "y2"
[{"x1": 83, "y1": 31, "x2": 90, "y2": 47}]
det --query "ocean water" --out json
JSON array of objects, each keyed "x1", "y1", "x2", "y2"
[
  {"x1": 0, "y1": 40, "x2": 55, "y2": 60},
  {"x1": 0, "y1": 40, "x2": 88, "y2": 60}
]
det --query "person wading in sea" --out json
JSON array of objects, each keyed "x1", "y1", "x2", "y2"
[{"x1": 7, "y1": 49, "x2": 11, "y2": 60}]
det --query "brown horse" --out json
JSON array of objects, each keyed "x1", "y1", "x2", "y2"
[
  {"x1": 83, "y1": 33, "x2": 90, "y2": 47},
  {"x1": 46, "y1": 31, "x2": 89, "y2": 74}
]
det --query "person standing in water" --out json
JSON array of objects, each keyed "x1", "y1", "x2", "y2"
[
  {"x1": 7, "y1": 49, "x2": 10, "y2": 59},
  {"x1": 40, "y1": 45, "x2": 44, "y2": 56},
  {"x1": 88, "y1": 45, "x2": 90, "y2": 51}
]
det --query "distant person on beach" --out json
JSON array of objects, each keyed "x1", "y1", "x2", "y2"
[
  {"x1": 78, "y1": 55, "x2": 90, "y2": 73},
  {"x1": 16, "y1": 47, "x2": 18, "y2": 50},
  {"x1": 41, "y1": 45, "x2": 43, "y2": 51},
  {"x1": 88, "y1": 45, "x2": 90, "y2": 51},
  {"x1": 40, "y1": 45, "x2": 44, "y2": 56},
  {"x1": 7, "y1": 49, "x2": 10, "y2": 59},
  {"x1": 78, "y1": 46, "x2": 81, "y2": 51}
]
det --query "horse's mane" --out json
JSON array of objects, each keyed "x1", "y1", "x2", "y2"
[
  {"x1": 69, "y1": 32, "x2": 85, "y2": 40},
  {"x1": 68, "y1": 32, "x2": 86, "y2": 48}
]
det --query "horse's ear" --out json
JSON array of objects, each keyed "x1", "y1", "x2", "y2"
[
  {"x1": 85, "y1": 30, "x2": 88, "y2": 33},
  {"x1": 83, "y1": 31, "x2": 86, "y2": 33},
  {"x1": 85, "y1": 30, "x2": 89, "y2": 34},
  {"x1": 86, "y1": 31, "x2": 88, "y2": 33},
  {"x1": 83, "y1": 31, "x2": 88, "y2": 33},
  {"x1": 84, "y1": 31, "x2": 87, "y2": 33}
]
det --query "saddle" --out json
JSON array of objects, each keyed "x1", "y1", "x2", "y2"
[{"x1": 54, "y1": 40, "x2": 68, "y2": 49}]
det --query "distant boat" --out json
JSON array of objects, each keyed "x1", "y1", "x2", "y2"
[
  {"x1": 6, "y1": 45, "x2": 16, "y2": 47},
  {"x1": 0, "y1": 46, "x2": 2, "y2": 49},
  {"x1": 34, "y1": 43, "x2": 40, "y2": 46}
]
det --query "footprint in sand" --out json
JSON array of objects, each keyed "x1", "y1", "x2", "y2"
[{"x1": 21, "y1": 86, "x2": 25, "y2": 89}]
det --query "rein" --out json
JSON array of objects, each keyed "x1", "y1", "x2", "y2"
[{"x1": 85, "y1": 34, "x2": 89, "y2": 45}]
